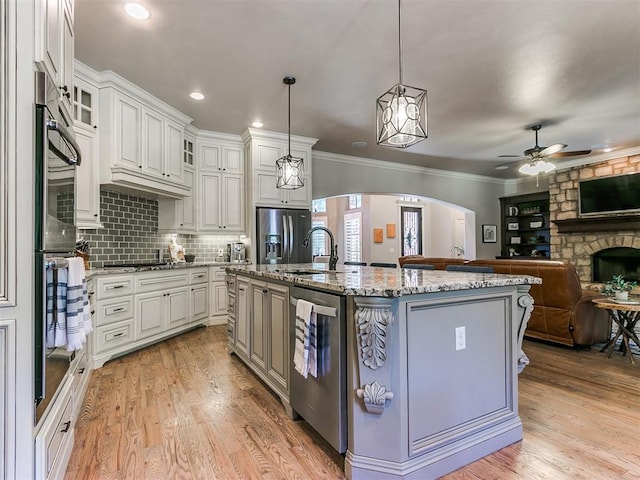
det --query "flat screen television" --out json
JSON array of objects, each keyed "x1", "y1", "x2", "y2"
[{"x1": 579, "y1": 172, "x2": 640, "y2": 215}]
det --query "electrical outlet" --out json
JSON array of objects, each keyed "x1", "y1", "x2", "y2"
[
  {"x1": 455, "y1": 326, "x2": 466, "y2": 351},
  {"x1": 218, "y1": 248, "x2": 224, "y2": 256},
  {"x1": 389, "y1": 247, "x2": 394, "y2": 253}
]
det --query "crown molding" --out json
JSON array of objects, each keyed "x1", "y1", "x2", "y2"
[{"x1": 312, "y1": 151, "x2": 506, "y2": 185}]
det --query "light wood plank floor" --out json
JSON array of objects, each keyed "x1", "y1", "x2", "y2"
[{"x1": 66, "y1": 326, "x2": 640, "y2": 479}]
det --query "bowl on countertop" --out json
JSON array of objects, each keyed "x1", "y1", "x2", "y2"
[{"x1": 185, "y1": 254, "x2": 196, "y2": 263}]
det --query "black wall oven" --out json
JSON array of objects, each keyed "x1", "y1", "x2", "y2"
[{"x1": 34, "y1": 71, "x2": 82, "y2": 424}]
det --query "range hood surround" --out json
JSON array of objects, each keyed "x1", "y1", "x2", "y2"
[{"x1": 549, "y1": 154, "x2": 640, "y2": 284}]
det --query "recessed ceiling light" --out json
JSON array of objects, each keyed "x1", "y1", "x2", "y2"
[
  {"x1": 124, "y1": 2, "x2": 150, "y2": 20},
  {"x1": 351, "y1": 141, "x2": 367, "y2": 148},
  {"x1": 252, "y1": 121, "x2": 264, "y2": 128},
  {"x1": 189, "y1": 92, "x2": 205, "y2": 100},
  {"x1": 494, "y1": 165, "x2": 509, "y2": 170}
]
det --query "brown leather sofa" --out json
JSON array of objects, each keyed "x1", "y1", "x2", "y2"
[
  {"x1": 398, "y1": 256, "x2": 466, "y2": 270},
  {"x1": 399, "y1": 256, "x2": 610, "y2": 347}
]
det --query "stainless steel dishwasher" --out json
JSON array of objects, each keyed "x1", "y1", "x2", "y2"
[{"x1": 289, "y1": 286, "x2": 347, "y2": 453}]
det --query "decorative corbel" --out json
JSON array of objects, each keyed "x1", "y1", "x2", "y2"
[
  {"x1": 516, "y1": 287, "x2": 534, "y2": 374},
  {"x1": 356, "y1": 381, "x2": 394, "y2": 414},
  {"x1": 354, "y1": 297, "x2": 393, "y2": 370}
]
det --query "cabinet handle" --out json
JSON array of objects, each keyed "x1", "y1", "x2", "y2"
[
  {"x1": 113, "y1": 332, "x2": 124, "y2": 338},
  {"x1": 60, "y1": 421, "x2": 71, "y2": 433},
  {"x1": 107, "y1": 284, "x2": 125, "y2": 290},
  {"x1": 194, "y1": 274, "x2": 205, "y2": 278},
  {"x1": 112, "y1": 307, "x2": 124, "y2": 312},
  {"x1": 78, "y1": 367, "x2": 85, "y2": 374},
  {"x1": 139, "y1": 165, "x2": 143, "y2": 169},
  {"x1": 262, "y1": 288, "x2": 268, "y2": 293},
  {"x1": 93, "y1": 125, "x2": 97, "y2": 129},
  {"x1": 94, "y1": 214, "x2": 98, "y2": 217}
]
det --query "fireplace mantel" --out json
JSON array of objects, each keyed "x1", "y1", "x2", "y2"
[{"x1": 554, "y1": 216, "x2": 640, "y2": 233}]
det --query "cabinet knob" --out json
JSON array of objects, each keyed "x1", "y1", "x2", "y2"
[
  {"x1": 60, "y1": 421, "x2": 71, "y2": 433},
  {"x1": 93, "y1": 125, "x2": 97, "y2": 129},
  {"x1": 139, "y1": 165, "x2": 142, "y2": 169}
]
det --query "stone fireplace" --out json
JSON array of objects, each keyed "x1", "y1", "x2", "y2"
[{"x1": 548, "y1": 154, "x2": 640, "y2": 284}]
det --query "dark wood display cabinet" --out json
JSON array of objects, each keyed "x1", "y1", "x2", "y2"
[{"x1": 499, "y1": 192, "x2": 551, "y2": 259}]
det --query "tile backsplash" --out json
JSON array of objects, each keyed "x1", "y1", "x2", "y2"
[{"x1": 80, "y1": 189, "x2": 242, "y2": 268}]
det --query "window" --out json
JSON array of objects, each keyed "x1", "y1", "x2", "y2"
[
  {"x1": 311, "y1": 217, "x2": 328, "y2": 256},
  {"x1": 312, "y1": 198, "x2": 326, "y2": 213},
  {"x1": 344, "y1": 212, "x2": 362, "y2": 262},
  {"x1": 401, "y1": 206, "x2": 422, "y2": 256},
  {"x1": 348, "y1": 194, "x2": 362, "y2": 209}
]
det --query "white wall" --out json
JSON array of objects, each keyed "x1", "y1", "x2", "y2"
[
  {"x1": 319, "y1": 194, "x2": 475, "y2": 265},
  {"x1": 313, "y1": 152, "x2": 504, "y2": 259}
]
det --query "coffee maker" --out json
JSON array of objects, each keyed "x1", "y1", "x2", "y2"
[{"x1": 229, "y1": 242, "x2": 246, "y2": 263}]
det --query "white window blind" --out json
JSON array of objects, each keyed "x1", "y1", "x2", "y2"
[
  {"x1": 312, "y1": 198, "x2": 326, "y2": 213},
  {"x1": 348, "y1": 194, "x2": 362, "y2": 209},
  {"x1": 344, "y1": 212, "x2": 362, "y2": 262},
  {"x1": 311, "y1": 217, "x2": 328, "y2": 256}
]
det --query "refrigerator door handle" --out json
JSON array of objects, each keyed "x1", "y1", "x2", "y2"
[
  {"x1": 283, "y1": 216, "x2": 289, "y2": 262},
  {"x1": 288, "y1": 215, "x2": 295, "y2": 259}
]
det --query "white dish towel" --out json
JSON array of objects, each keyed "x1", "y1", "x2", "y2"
[
  {"x1": 65, "y1": 257, "x2": 93, "y2": 351},
  {"x1": 293, "y1": 299, "x2": 317, "y2": 378}
]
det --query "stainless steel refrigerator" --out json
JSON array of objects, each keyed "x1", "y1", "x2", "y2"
[{"x1": 256, "y1": 207, "x2": 312, "y2": 264}]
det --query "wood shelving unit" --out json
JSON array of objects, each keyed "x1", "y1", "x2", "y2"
[{"x1": 499, "y1": 192, "x2": 551, "y2": 259}]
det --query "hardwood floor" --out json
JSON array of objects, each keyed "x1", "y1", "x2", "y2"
[{"x1": 66, "y1": 326, "x2": 640, "y2": 479}]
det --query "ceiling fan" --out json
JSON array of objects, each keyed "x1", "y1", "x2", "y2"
[{"x1": 498, "y1": 124, "x2": 591, "y2": 184}]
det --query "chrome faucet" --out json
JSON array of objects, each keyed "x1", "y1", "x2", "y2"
[{"x1": 303, "y1": 227, "x2": 338, "y2": 270}]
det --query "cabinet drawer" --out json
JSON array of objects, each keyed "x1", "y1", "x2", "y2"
[
  {"x1": 190, "y1": 268, "x2": 209, "y2": 284},
  {"x1": 96, "y1": 275, "x2": 134, "y2": 299},
  {"x1": 211, "y1": 267, "x2": 227, "y2": 281},
  {"x1": 46, "y1": 393, "x2": 73, "y2": 476},
  {"x1": 95, "y1": 320, "x2": 134, "y2": 353},
  {"x1": 95, "y1": 296, "x2": 134, "y2": 326},
  {"x1": 135, "y1": 271, "x2": 189, "y2": 293}
]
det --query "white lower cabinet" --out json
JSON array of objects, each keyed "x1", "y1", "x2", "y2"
[
  {"x1": 35, "y1": 384, "x2": 74, "y2": 480},
  {"x1": 234, "y1": 276, "x2": 250, "y2": 359},
  {"x1": 92, "y1": 268, "x2": 210, "y2": 369},
  {"x1": 209, "y1": 266, "x2": 228, "y2": 324}
]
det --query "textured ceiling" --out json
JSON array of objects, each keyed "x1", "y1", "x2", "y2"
[{"x1": 75, "y1": 0, "x2": 640, "y2": 178}]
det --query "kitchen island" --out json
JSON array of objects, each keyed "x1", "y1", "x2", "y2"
[{"x1": 225, "y1": 263, "x2": 540, "y2": 480}]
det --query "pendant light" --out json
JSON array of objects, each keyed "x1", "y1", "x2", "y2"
[
  {"x1": 376, "y1": 0, "x2": 427, "y2": 149},
  {"x1": 276, "y1": 76, "x2": 304, "y2": 190}
]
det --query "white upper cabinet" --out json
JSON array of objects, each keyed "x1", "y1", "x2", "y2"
[
  {"x1": 35, "y1": 0, "x2": 74, "y2": 122},
  {"x1": 195, "y1": 133, "x2": 246, "y2": 233},
  {"x1": 243, "y1": 129, "x2": 317, "y2": 209},
  {"x1": 97, "y1": 70, "x2": 193, "y2": 198},
  {"x1": 73, "y1": 64, "x2": 103, "y2": 229}
]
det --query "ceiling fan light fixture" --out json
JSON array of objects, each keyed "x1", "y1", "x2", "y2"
[
  {"x1": 519, "y1": 159, "x2": 556, "y2": 176},
  {"x1": 276, "y1": 76, "x2": 304, "y2": 190},
  {"x1": 376, "y1": 0, "x2": 428, "y2": 149}
]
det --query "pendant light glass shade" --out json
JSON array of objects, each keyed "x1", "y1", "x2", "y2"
[
  {"x1": 276, "y1": 76, "x2": 304, "y2": 190},
  {"x1": 377, "y1": 83, "x2": 427, "y2": 147},
  {"x1": 376, "y1": 0, "x2": 428, "y2": 149},
  {"x1": 276, "y1": 154, "x2": 304, "y2": 189}
]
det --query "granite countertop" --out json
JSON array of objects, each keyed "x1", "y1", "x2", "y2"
[
  {"x1": 87, "y1": 260, "x2": 251, "y2": 278},
  {"x1": 225, "y1": 263, "x2": 542, "y2": 298}
]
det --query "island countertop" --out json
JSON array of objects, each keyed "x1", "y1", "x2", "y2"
[{"x1": 225, "y1": 263, "x2": 541, "y2": 297}]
